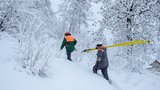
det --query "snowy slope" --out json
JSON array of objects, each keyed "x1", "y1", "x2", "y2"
[
  {"x1": 1, "y1": 38, "x2": 160, "y2": 90},
  {"x1": 1, "y1": 0, "x2": 160, "y2": 90},
  {"x1": 52, "y1": 59, "x2": 113, "y2": 90},
  {"x1": 0, "y1": 37, "x2": 113, "y2": 90}
]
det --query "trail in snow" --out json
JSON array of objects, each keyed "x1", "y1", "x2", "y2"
[{"x1": 51, "y1": 59, "x2": 115, "y2": 90}]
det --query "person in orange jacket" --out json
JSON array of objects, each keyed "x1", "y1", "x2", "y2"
[{"x1": 60, "y1": 32, "x2": 77, "y2": 61}]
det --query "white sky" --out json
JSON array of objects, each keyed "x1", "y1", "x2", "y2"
[{"x1": 50, "y1": 0, "x2": 62, "y2": 12}]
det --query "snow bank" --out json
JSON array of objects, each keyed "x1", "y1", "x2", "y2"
[{"x1": 0, "y1": 37, "x2": 160, "y2": 90}]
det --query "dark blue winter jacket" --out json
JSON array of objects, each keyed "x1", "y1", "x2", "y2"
[{"x1": 96, "y1": 48, "x2": 109, "y2": 69}]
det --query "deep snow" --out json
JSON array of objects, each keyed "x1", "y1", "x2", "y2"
[
  {"x1": 1, "y1": 0, "x2": 160, "y2": 90},
  {"x1": 0, "y1": 38, "x2": 160, "y2": 90}
]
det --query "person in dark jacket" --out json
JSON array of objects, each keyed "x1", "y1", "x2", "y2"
[
  {"x1": 93, "y1": 44, "x2": 110, "y2": 82},
  {"x1": 61, "y1": 32, "x2": 77, "y2": 61}
]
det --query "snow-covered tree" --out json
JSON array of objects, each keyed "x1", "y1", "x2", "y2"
[
  {"x1": 58, "y1": 0, "x2": 92, "y2": 34},
  {"x1": 99, "y1": 0, "x2": 160, "y2": 71}
]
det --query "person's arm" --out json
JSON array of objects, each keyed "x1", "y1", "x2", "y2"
[
  {"x1": 60, "y1": 38, "x2": 66, "y2": 50},
  {"x1": 97, "y1": 51, "x2": 103, "y2": 62},
  {"x1": 74, "y1": 39, "x2": 77, "y2": 45}
]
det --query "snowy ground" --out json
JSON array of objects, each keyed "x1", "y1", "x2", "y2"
[{"x1": 0, "y1": 38, "x2": 160, "y2": 90}]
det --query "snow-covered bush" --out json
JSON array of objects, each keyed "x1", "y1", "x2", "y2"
[{"x1": 0, "y1": 0, "x2": 56, "y2": 77}]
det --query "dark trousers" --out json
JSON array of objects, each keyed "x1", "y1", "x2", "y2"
[
  {"x1": 66, "y1": 51, "x2": 72, "y2": 61},
  {"x1": 93, "y1": 66, "x2": 109, "y2": 80}
]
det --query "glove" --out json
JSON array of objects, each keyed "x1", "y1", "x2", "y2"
[
  {"x1": 60, "y1": 47, "x2": 63, "y2": 50},
  {"x1": 97, "y1": 57, "x2": 102, "y2": 62}
]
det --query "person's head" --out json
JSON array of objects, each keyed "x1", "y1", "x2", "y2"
[
  {"x1": 96, "y1": 44, "x2": 103, "y2": 49},
  {"x1": 65, "y1": 32, "x2": 71, "y2": 36},
  {"x1": 96, "y1": 44, "x2": 105, "y2": 52}
]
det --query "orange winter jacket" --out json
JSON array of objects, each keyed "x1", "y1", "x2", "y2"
[
  {"x1": 65, "y1": 36, "x2": 75, "y2": 42},
  {"x1": 61, "y1": 36, "x2": 77, "y2": 51}
]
